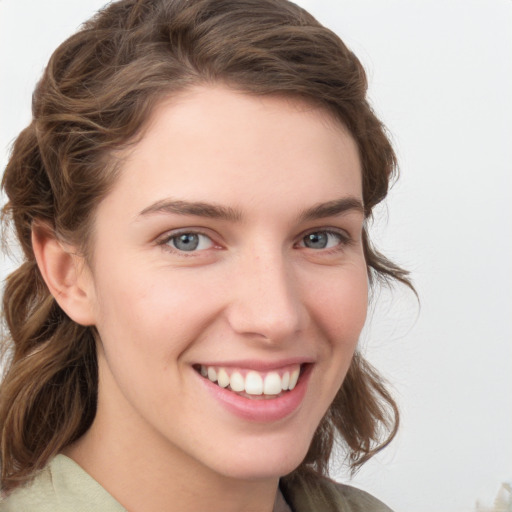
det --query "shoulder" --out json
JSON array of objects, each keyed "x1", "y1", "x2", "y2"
[
  {"x1": 0, "y1": 455, "x2": 126, "y2": 512},
  {"x1": 0, "y1": 465, "x2": 54, "y2": 512},
  {"x1": 280, "y1": 472, "x2": 394, "y2": 512},
  {"x1": 327, "y1": 481, "x2": 394, "y2": 512}
]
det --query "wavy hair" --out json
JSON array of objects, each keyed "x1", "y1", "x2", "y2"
[{"x1": 1, "y1": 0, "x2": 411, "y2": 492}]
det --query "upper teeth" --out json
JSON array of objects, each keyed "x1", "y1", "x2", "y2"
[{"x1": 199, "y1": 365, "x2": 300, "y2": 395}]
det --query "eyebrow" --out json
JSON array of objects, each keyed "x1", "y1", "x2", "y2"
[
  {"x1": 137, "y1": 196, "x2": 364, "y2": 223},
  {"x1": 298, "y1": 197, "x2": 365, "y2": 222},
  {"x1": 138, "y1": 199, "x2": 243, "y2": 222}
]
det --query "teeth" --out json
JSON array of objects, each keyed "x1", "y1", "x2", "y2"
[
  {"x1": 263, "y1": 372, "x2": 282, "y2": 395},
  {"x1": 230, "y1": 371, "x2": 245, "y2": 393},
  {"x1": 281, "y1": 371, "x2": 290, "y2": 390},
  {"x1": 199, "y1": 364, "x2": 302, "y2": 396},
  {"x1": 217, "y1": 368, "x2": 230, "y2": 388},
  {"x1": 207, "y1": 367, "x2": 217, "y2": 382},
  {"x1": 289, "y1": 368, "x2": 300, "y2": 390},
  {"x1": 245, "y1": 371, "x2": 263, "y2": 395}
]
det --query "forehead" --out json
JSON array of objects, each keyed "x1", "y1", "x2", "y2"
[{"x1": 104, "y1": 85, "x2": 362, "y2": 218}]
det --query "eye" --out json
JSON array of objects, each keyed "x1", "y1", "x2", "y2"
[
  {"x1": 299, "y1": 231, "x2": 346, "y2": 250},
  {"x1": 165, "y1": 232, "x2": 214, "y2": 252}
]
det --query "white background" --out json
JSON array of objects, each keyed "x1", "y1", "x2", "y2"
[{"x1": 1, "y1": 1, "x2": 511, "y2": 511}]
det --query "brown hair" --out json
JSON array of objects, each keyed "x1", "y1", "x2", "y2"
[{"x1": 1, "y1": 0, "x2": 412, "y2": 492}]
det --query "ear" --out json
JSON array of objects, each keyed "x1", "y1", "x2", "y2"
[{"x1": 31, "y1": 222, "x2": 96, "y2": 326}]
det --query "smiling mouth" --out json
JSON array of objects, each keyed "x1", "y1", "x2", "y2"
[{"x1": 193, "y1": 364, "x2": 306, "y2": 400}]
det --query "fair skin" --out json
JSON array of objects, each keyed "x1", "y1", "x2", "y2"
[{"x1": 34, "y1": 86, "x2": 368, "y2": 512}]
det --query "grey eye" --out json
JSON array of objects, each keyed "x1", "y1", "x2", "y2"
[
  {"x1": 303, "y1": 232, "x2": 328, "y2": 249},
  {"x1": 169, "y1": 233, "x2": 213, "y2": 252},
  {"x1": 301, "y1": 231, "x2": 343, "y2": 249}
]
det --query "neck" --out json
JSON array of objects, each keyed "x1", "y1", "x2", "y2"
[{"x1": 64, "y1": 373, "x2": 280, "y2": 512}]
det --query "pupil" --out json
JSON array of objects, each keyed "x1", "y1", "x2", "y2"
[
  {"x1": 174, "y1": 233, "x2": 199, "y2": 251},
  {"x1": 305, "y1": 232, "x2": 327, "y2": 249}
]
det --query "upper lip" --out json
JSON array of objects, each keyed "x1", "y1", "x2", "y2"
[{"x1": 192, "y1": 357, "x2": 315, "y2": 372}]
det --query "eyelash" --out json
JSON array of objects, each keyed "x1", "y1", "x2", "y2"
[
  {"x1": 296, "y1": 229, "x2": 351, "y2": 252},
  {"x1": 157, "y1": 230, "x2": 218, "y2": 256},
  {"x1": 156, "y1": 228, "x2": 352, "y2": 256}
]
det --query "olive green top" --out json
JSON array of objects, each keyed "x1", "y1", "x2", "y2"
[
  {"x1": 280, "y1": 473, "x2": 393, "y2": 512},
  {"x1": 0, "y1": 456, "x2": 124, "y2": 512},
  {"x1": 0, "y1": 455, "x2": 392, "y2": 512}
]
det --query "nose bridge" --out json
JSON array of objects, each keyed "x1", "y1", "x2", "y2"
[{"x1": 227, "y1": 245, "x2": 304, "y2": 342}]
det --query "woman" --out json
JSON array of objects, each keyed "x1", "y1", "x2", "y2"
[{"x1": 0, "y1": 0, "x2": 411, "y2": 510}]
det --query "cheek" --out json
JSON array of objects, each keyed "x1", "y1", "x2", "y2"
[
  {"x1": 91, "y1": 263, "x2": 222, "y2": 354},
  {"x1": 306, "y1": 263, "x2": 369, "y2": 346}
]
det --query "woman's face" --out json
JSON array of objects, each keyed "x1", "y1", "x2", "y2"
[{"x1": 82, "y1": 86, "x2": 368, "y2": 482}]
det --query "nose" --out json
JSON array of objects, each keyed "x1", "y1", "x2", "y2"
[{"x1": 225, "y1": 248, "x2": 306, "y2": 345}]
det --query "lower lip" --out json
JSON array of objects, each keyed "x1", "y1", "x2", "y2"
[{"x1": 197, "y1": 365, "x2": 312, "y2": 422}]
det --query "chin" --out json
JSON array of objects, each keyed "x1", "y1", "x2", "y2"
[{"x1": 206, "y1": 435, "x2": 312, "y2": 482}]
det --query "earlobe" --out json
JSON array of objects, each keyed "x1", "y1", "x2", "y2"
[{"x1": 31, "y1": 222, "x2": 96, "y2": 326}]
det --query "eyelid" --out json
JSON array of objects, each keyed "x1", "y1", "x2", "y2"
[
  {"x1": 295, "y1": 228, "x2": 352, "y2": 250},
  {"x1": 156, "y1": 228, "x2": 222, "y2": 254},
  {"x1": 154, "y1": 226, "x2": 353, "y2": 255},
  {"x1": 297, "y1": 227, "x2": 351, "y2": 241}
]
